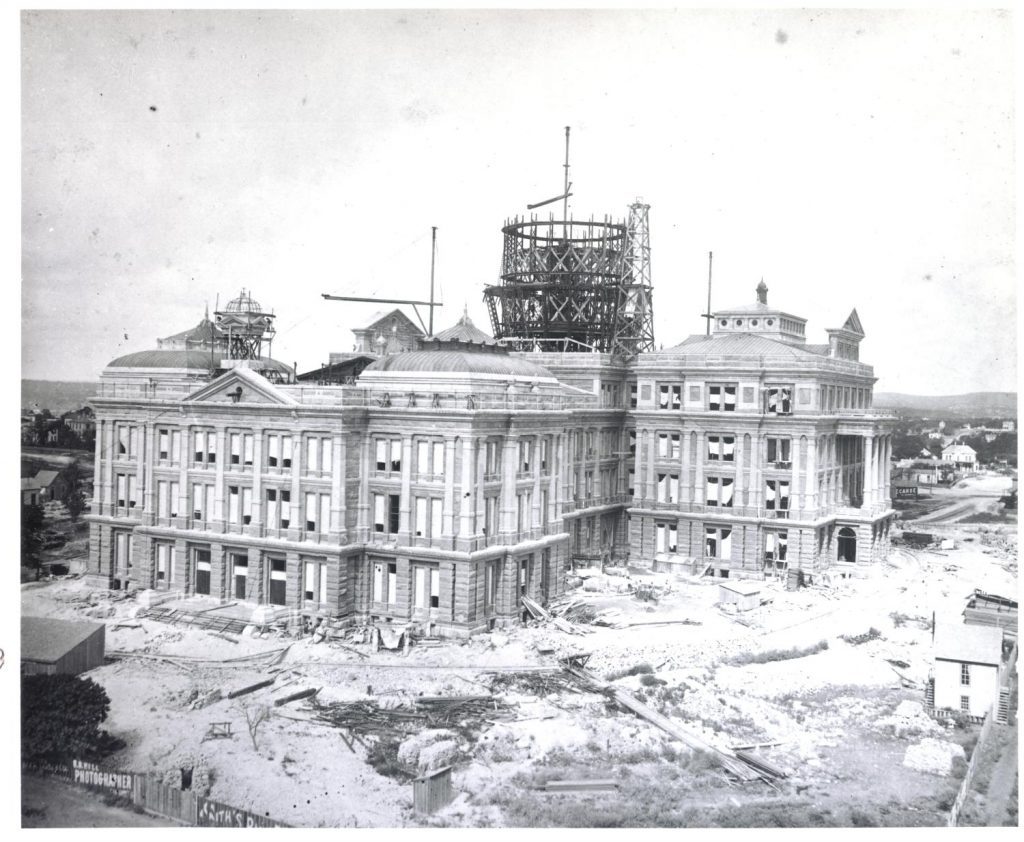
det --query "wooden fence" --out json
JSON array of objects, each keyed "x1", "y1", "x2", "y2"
[
  {"x1": 947, "y1": 712, "x2": 994, "y2": 827},
  {"x1": 24, "y1": 758, "x2": 288, "y2": 828}
]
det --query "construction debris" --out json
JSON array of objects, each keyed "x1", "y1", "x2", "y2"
[
  {"x1": 274, "y1": 688, "x2": 320, "y2": 707},
  {"x1": 312, "y1": 695, "x2": 516, "y2": 740},
  {"x1": 226, "y1": 677, "x2": 277, "y2": 700}
]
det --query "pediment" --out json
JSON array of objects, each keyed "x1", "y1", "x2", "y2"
[
  {"x1": 842, "y1": 308, "x2": 865, "y2": 336},
  {"x1": 185, "y1": 366, "x2": 297, "y2": 406}
]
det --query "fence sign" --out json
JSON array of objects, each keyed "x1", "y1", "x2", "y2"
[
  {"x1": 197, "y1": 797, "x2": 286, "y2": 828},
  {"x1": 72, "y1": 759, "x2": 134, "y2": 794}
]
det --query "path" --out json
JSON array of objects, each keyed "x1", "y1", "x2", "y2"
[
  {"x1": 21, "y1": 773, "x2": 178, "y2": 828},
  {"x1": 983, "y1": 720, "x2": 1018, "y2": 826}
]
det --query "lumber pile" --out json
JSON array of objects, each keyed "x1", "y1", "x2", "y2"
[
  {"x1": 311, "y1": 694, "x2": 515, "y2": 739},
  {"x1": 522, "y1": 596, "x2": 592, "y2": 636}
]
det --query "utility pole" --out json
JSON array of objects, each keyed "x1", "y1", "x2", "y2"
[
  {"x1": 429, "y1": 226, "x2": 437, "y2": 336},
  {"x1": 701, "y1": 251, "x2": 714, "y2": 336},
  {"x1": 562, "y1": 126, "x2": 571, "y2": 223}
]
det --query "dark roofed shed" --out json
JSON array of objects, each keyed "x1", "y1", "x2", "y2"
[{"x1": 22, "y1": 616, "x2": 106, "y2": 676}]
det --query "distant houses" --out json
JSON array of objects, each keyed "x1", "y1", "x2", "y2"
[
  {"x1": 20, "y1": 404, "x2": 95, "y2": 449},
  {"x1": 942, "y1": 443, "x2": 978, "y2": 472}
]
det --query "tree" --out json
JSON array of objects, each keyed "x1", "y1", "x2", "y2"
[
  {"x1": 65, "y1": 490, "x2": 86, "y2": 522},
  {"x1": 62, "y1": 461, "x2": 86, "y2": 521},
  {"x1": 21, "y1": 502, "x2": 45, "y2": 580},
  {"x1": 22, "y1": 674, "x2": 113, "y2": 762},
  {"x1": 243, "y1": 704, "x2": 272, "y2": 752}
]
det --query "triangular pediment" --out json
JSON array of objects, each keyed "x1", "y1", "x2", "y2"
[
  {"x1": 357, "y1": 308, "x2": 424, "y2": 336},
  {"x1": 841, "y1": 308, "x2": 865, "y2": 336},
  {"x1": 185, "y1": 366, "x2": 297, "y2": 406}
]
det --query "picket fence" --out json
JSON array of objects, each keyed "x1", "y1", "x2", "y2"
[
  {"x1": 24, "y1": 758, "x2": 288, "y2": 828},
  {"x1": 946, "y1": 712, "x2": 994, "y2": 827}
]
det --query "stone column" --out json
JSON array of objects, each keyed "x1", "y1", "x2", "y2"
[
  {"x1": 863, "y1": 434, "x2": 875, "y2": 507},
  {"x1": 141, "y1": 421, "x2": 155, "y2": 520},
  {"x1": 694, "y1": 431, "x2": 706, "y2": 510},
  {"x1": 646, "y1": 429, "x2": 657, "y2": 502},
  {"x1": 213, "y1": 426, "x2": 227, "y2": 524},
  {"x1": 443, "y1": 435, "x2": 456, "y2": 540},
  {"x1": 399, "y1": 435, "x2": 413, "y2": 539},
  {"x1": 250, "y1": 429, "x2": 264, "y2": 530},
  {"x1": 732, "y1": 430, "x2": 743, "y2": 511},
  {"x1": 807, "y1": 437, "x2": 819, "y2": 516},
  {"x1": 288, "y1": 434, "x2": 302, "y2": 538},
  {"x1": 94, "y1": 419, "x2": 106, "y2": 514},
  {"x1": 357, "y1": 434, "x2": 370, "y2": 539},
  {"x1": 330, "y1": 433, "x2": 345, "y2": 539},
  {"x1": 459, "y1": 436, "x2": 475, "y2": 541},
  {"x1": 177, "y1": 424, "x2": 190, "y2": 526},
  {"x1": 500, "y1": 436, "x2": 518, "y2": 535}
]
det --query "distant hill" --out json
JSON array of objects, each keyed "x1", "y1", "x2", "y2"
[
  {"x1": 874, "y1": 391, "x2": 1017, "y2": 418},
  {"x1": 22, "y1": 380, "x2": 99, "y2": 414}
]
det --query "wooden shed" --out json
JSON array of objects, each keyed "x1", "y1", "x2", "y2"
[
  {"x1": 717, "y1": 580, "x2": 762, "y2": 612},
  {"x1": 412, "y1": 766, "x2": 454, "y2": 814},
  {"x1": 21, "y1": 616, "x2": 106, "y2": 676}
]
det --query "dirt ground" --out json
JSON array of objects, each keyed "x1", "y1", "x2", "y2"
[
  {"x1": 20, "y1": 473, "x2": 1018, "y2": 827},
  {"x1": 21, "y1": 774, "x2": 177, "y2": 828}
]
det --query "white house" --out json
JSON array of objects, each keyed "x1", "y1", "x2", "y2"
[
  {"x1": 941, "y1": 443, "x2": 977, "y2": 471},
  {"x1": 933, "y1": 623, "x2": 1002, "y2": 718}
]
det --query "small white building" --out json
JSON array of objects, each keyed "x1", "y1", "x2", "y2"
[
  {"x1": 933, "y1": 623, "x2": 1002, "y2": 718},
  {"x1": 942, "y1": 443, "x2": 977, "y2": 471},
  {"x1": 718, "y1": 580, "x2": 762, "y2": 612}
]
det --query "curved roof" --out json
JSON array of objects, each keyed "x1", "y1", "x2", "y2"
[
  {"x1": 223, "y1": 289, "x2": 264, "y2": 313},
  {"x1": 363, "y1": 349, "x2": 555, "y2": 378},
  {"x1": 159, "y1": 317, "x2": 225, "y2": 345},
  {"x1": 106, "y1": 349, "x2": 293, "y2": 375},
  {"x1": 664, "y1": 333, "x2": 818, "y2": 358},
  {"x1": 431, "y1": 310, "x2": 497, "y2": 345}
]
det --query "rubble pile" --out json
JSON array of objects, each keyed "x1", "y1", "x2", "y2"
[
  {"x1": 875, "y1": 700, "x2": 942, "y2": 739},
  {"x1": 902, "y1": 737, "x2": 966, "y2": 776}
]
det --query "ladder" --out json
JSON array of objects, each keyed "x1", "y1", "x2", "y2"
[
  {"x1": 996, "y1": 686, "x2": 1010, "y2": 724},
  {"x1": 925, "y1": 677, "x2": 935, "y2": 710}
]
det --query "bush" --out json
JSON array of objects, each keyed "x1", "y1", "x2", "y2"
[
  {"x1": 724, "y1": 640, "x2": 828, "y2": 667},
  {"x1": 639, "y1": 673, "x2": 666, "y2": 687},
  {"x1": 365, "y1": 737, "x2": 415, "y2": 781},
  {"x1": 22, "y1": 674, "x2": 115, "y2": 763}
]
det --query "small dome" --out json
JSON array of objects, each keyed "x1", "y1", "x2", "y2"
[
  {"x1": 224, "y1": 288, "x2": 263, "y2": 313},
  {"x1": 363, "y1": 349, "x2": 556, "y2": 379}
]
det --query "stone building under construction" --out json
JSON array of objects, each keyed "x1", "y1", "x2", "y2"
[{"x1": 85, "y1": 203, "x2": 896, "y2": 636}]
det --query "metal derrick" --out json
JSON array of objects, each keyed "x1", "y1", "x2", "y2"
[{"x1": 484, "y1": 202, "x2": 655, "y2": 357}]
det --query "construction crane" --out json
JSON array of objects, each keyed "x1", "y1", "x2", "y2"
[{"x1": 321, "y1": 227, "x2": 442, "y2": 335}]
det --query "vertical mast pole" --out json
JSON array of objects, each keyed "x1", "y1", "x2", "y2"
[
  {"x1": 429, "y1": 226, "x2": 437, "y2": 336},
  {"x1": 563, "y1": 126, "x2": 570, "y2": 239},
  {"x1": 706, "y1": 251, "x2": 714, "y2": 336}
]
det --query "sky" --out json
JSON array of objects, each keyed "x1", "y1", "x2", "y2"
[{"x1": 20, "y1": 7, "x2": 1016, "y2": 394}]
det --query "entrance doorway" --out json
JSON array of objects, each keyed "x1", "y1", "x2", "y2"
[
  {"x1": 232, "y1": 553, "x2": 248, "y2": 600},
  {"x1": 194, "y1": 549, "x2": 211, "y2": 595},
  {"x1": 837, "y1": 527, "x2": 857, "y2": 563}
]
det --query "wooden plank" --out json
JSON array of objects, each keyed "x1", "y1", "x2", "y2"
[
  {"x1": 226, "y1": 677, "x2": 276, "y2": 699},
  {"x1": 273, "y1": 687, "x2": 320, "y2": 707}
]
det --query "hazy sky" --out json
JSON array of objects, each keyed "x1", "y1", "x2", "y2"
[{"x1": 21, "y1": 8, "x2": 1016, "y2": 394}]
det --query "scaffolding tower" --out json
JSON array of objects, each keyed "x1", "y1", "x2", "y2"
[
  {"x1": 214, "y1": 289, "x2": 277, "y2": 360},
  {"x1": 484, "y1": 202, "x2": 654, "y2": 356}
]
